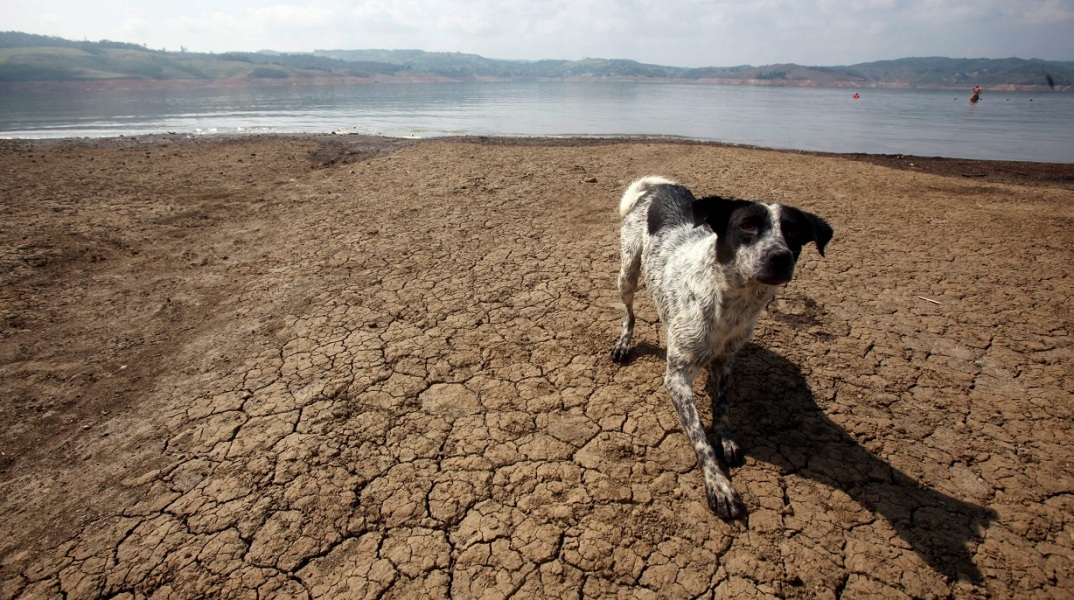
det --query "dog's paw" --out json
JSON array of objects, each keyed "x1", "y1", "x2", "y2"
[
  {"x1": 610, "y1": 344, "x2": 631, "y2": 363},
  {"x1": 715, "y1": 436, "x2": 745, "y2": 468},
  {"x1": 707, "y1": 486, "x2": 746, "y2": 520}
]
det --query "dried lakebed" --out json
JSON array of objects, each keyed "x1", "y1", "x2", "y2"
[{"x1": 1, "y1": 135, "x2": 1072, "y2": 598}]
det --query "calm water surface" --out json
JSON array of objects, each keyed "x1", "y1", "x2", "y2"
[{"x1": 1, "y1": 81, "x2": 1071, "y2": 162}]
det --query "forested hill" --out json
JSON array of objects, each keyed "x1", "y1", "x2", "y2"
[
  {"x1": 318, "y1": 49, "x2": 1072, "y2": 89},
  {"x1": 2, "y1": 31, "x2": 1071, "y2": 90}
]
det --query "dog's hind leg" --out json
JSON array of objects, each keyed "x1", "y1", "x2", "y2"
[
  {"x1": 665, "y1": 361, "x2": 745, "y2": 520},
  {"x1": 707, "y1": 358, "x2": 744, "y2": 467},
  {"x1": 611, "y1": 239, "x2": 642, "y2": 363}
]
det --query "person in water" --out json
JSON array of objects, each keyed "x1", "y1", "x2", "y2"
[{"x1": 970, "y1": 86, "x2": 982, "y2": 103}]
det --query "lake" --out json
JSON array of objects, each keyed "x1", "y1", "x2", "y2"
[{"x1": 1, "y1": 81, "x2": 1071, "y2": 162}]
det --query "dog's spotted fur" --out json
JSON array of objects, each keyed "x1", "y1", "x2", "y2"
[{"x1": 611, "y1": 176, "x2": 832, "y2": 519}]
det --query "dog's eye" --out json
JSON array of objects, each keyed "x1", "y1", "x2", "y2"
[{"x1": 740, "y1": 224, "x2": 759, "y2": 234}]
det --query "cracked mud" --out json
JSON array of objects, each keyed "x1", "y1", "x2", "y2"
[{"x1": 2, "y1": 135, "x2": 1073, "y2": 598}]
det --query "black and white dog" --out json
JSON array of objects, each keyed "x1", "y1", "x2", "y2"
[{"x1": 611, "y1": 176, "x2": 832, "y2": 519}]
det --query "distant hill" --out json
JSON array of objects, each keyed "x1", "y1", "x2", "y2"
[
  {"x1": 314, "y1": 49, "x2": 1073, "y2": 89},
  {"x1": 0, "y1": 31, "x2": 402, "y2": 83},
  {"x1": 2, "y1": 31, "x2": 1071, "y2": 90}
]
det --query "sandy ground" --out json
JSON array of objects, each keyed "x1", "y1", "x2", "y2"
[{"x1": 1, "y1": 134, "x2": 1072, "y2": 599}]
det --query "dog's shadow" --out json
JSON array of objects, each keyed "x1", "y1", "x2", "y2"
[{"x1": 729, "y1": 343, "x2": 996, "y2": 584}]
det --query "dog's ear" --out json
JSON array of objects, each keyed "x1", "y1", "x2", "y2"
[
  {"x1": 691, "y1": 196, "x2": 737, "y2": 234},
  {"x1": 783, "y1": 207, "x2": 834, "y2": 257},
  {"x1": 806, "y1": 213, "x2": 834, "y2": 257}
]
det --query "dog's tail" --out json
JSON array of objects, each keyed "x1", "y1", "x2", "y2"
[{"x1": 619, "y1": 175, "x2": 677, "y2": 218}]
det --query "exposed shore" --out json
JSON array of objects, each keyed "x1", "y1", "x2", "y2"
[{"x1": 2, "y1": 134, "x2": 1072, "y2": 598}]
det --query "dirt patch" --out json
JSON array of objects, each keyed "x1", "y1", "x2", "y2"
[
  {"x1": 841, "y1": 152, "x2": 1074, "y2": 188},
  {"x1": 1, "y1": 134, "x2": 1072, "y2": 598}
]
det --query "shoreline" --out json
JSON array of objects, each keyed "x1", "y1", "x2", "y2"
[{"x1": 5, "y1": 132, "x2": 1073, "y2": 186}]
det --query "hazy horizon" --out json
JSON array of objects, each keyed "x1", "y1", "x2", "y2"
[{"x1": 3, "y1": 1, "x2": 1073, "y2": 68}]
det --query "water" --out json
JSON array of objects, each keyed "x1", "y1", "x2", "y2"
[{"x1": 1, "y1": 81, "x2": 1071, "y2": 162}]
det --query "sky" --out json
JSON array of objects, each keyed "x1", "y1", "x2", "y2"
[{"x1": 4, "y1": 0, "x2": 1074, "y2": 67}]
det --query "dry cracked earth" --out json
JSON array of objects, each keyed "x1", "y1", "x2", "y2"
[{"x1": 1, "y1": 135, "x2": 1073, "y2": 599}]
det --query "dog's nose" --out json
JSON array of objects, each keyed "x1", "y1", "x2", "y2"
[{"x1": 759, "y1": 249, "x2": 795, "y2": 285}]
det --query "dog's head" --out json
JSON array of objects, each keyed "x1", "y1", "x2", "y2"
[{"x1": 692, "y1": 196, "x2": 833, "y2": 285}]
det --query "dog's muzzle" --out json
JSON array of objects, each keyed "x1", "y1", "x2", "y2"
[{"x1": 756, "y1": 249, "x2": 796, "y2": 285}]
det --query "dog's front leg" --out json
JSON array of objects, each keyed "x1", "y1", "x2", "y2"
[
  {"x1": 665, "y1": 362, "x2": 745, "y2": 520},
  {"x1": 611, "y1": 250, "x2": 641, "y2": 363},
  {"x1": 706, "y1": 358, "x2": 744, "y2": 467}
]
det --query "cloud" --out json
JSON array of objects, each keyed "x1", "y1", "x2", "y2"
[
  {"x1": 1017, "y1": 0, "x2": 1074, "y2": 24},
  {"x1": 1, "y1": 0, "x2": 1071, "y2": 65}
]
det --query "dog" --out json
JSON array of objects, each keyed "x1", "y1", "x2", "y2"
[{"x1": 611, "y1": 176, "x2": 832, "y2": 519}]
